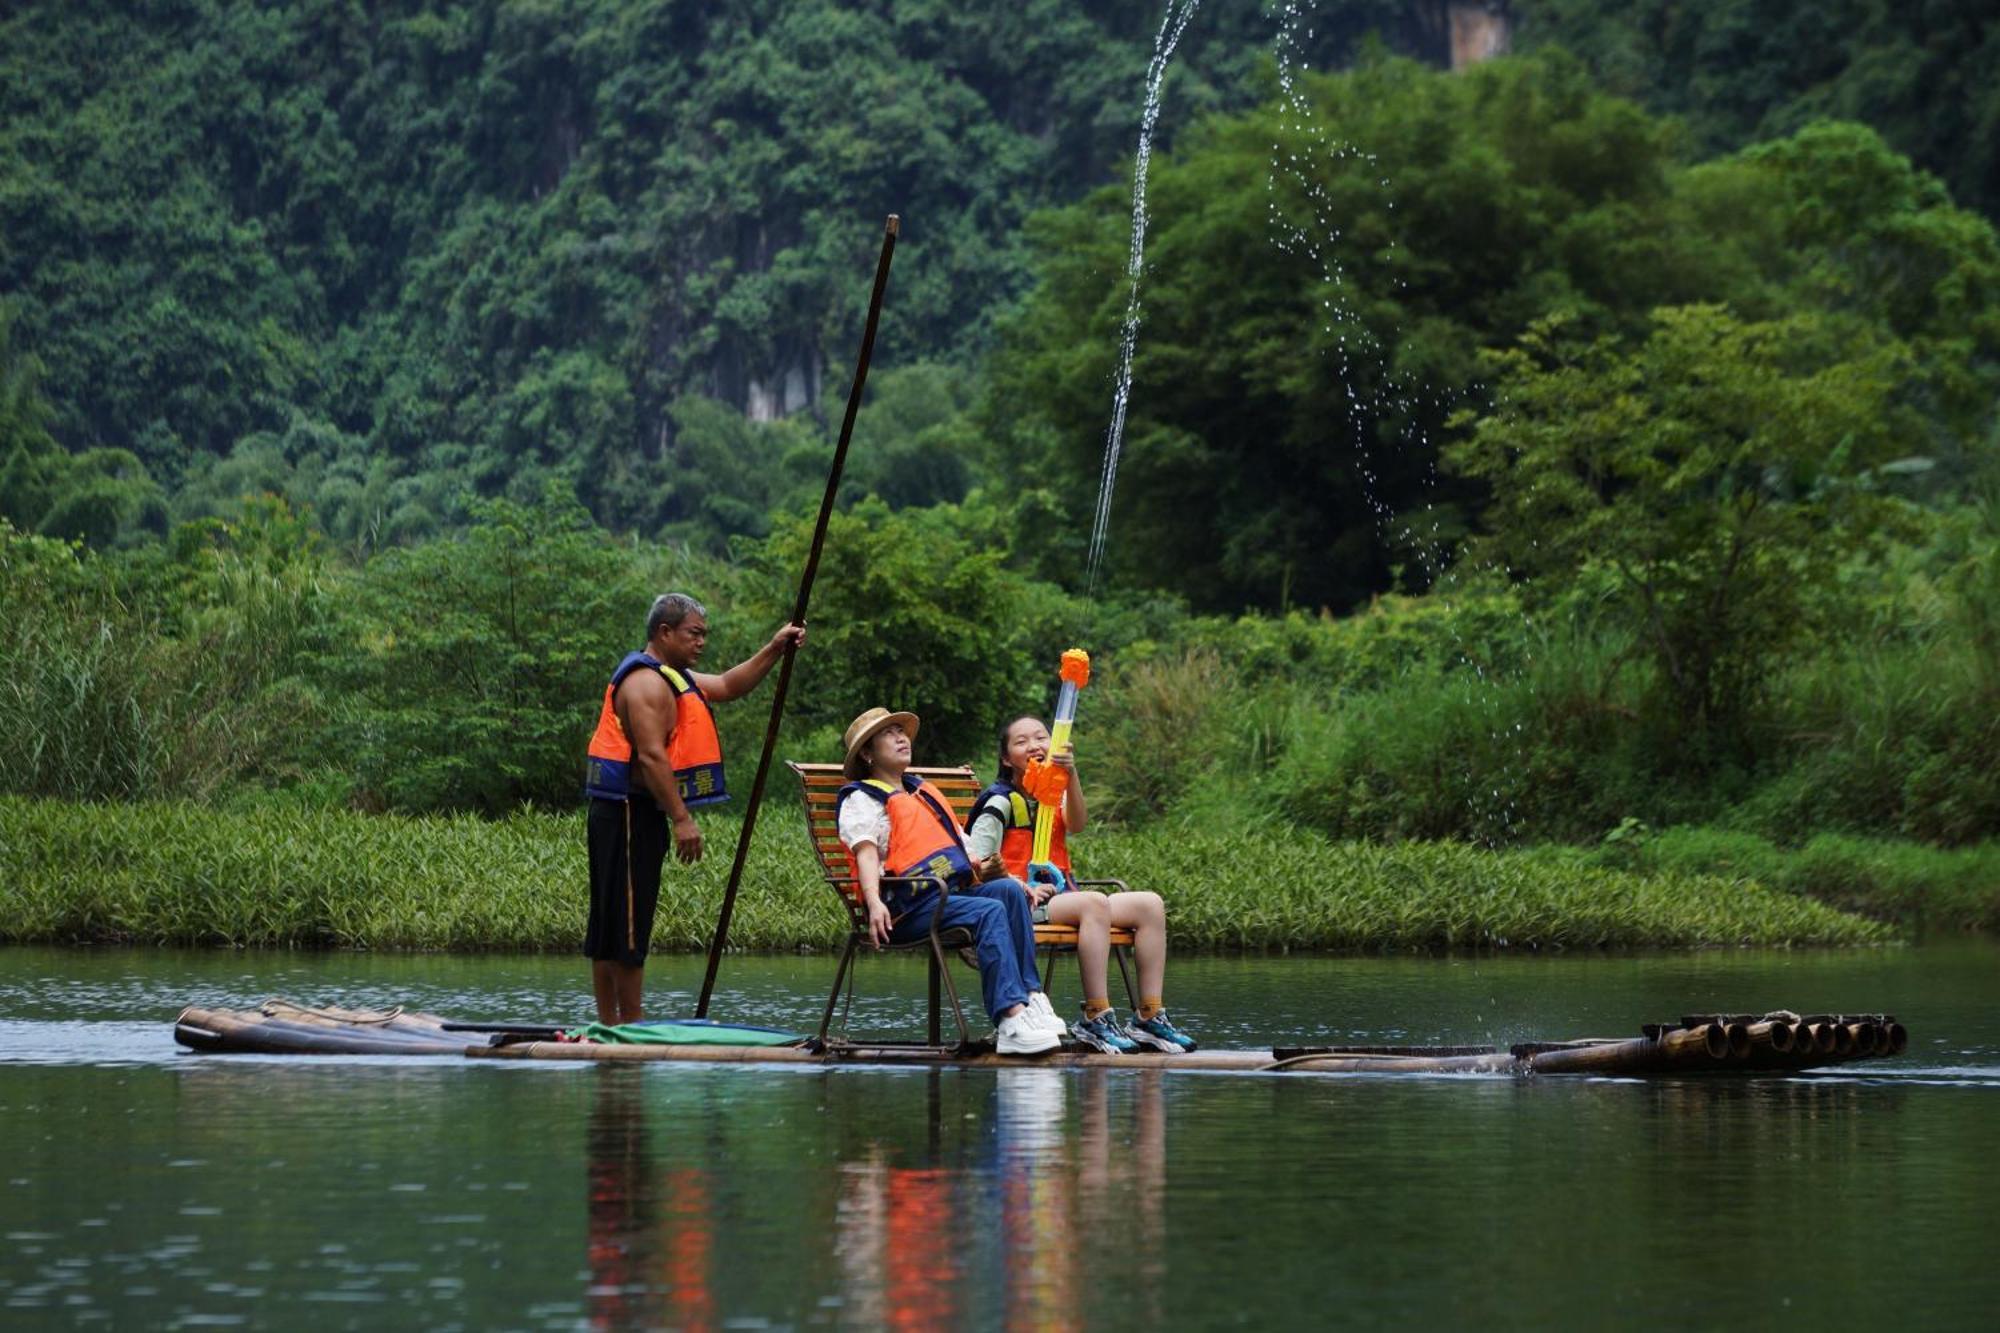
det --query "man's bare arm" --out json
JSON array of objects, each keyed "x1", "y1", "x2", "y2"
[{"x1": 692, "y1": 623, "x2": 806, "y2": 702}]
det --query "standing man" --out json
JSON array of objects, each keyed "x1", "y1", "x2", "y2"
[{"x1": 583, "y1": 593, "x2": 804, "y2": 1025}]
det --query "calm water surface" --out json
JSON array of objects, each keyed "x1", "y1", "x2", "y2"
[{"x1": 2, "y1": 944, "x2": 1996, "y2": 1329}]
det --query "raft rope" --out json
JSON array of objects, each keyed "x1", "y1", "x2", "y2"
[{"x1": 260, "y1": 998, "x2": 406, "y2": 1025}]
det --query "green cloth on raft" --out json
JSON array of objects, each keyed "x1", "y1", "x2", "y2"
[{"x1": 569, "y1": 1021, "x2": 806, "y2": 1047}]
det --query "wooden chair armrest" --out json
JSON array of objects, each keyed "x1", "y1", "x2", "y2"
[{"x1": 879, "y1": 874, "x2": 953, "y2": 940}]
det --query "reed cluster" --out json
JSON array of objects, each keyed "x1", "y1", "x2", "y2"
[{"x1": 1, "y1": 797, "x2": 1890, "y2": 952}]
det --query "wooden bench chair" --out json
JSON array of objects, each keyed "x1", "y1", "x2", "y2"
[{"x1": 789, "y1": 762, "x2": 1136, "y2": 1051}]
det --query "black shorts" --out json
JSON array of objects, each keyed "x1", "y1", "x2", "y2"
[{"x1": 585, "y1": 798, "x2": 668, "y2": 965}]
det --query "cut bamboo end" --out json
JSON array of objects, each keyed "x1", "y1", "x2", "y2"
[
  {"x1": 1655, "y1": 1024, "x2": 1729, "y2": 1063},
  {"x1": 1885, "y1": 1022, "x2": 1909, "y2": 1056},
  {"x1": 1746, "y1": 1020, "x2": 1795, "y2": 1055},
  {"x1": 885, "y1": 214, "x2": 900, "y2": 235},
  {"x1": 1833, "y1": 1024, "x2": 1859, "y2": 1056},
  {"x1": 1723, "y1": 1023, "x2": 1752, "y2": 1060}
]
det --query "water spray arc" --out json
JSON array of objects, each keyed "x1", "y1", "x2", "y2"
[
  {"x1": 1083, "y1": 0, "x2": 1204, "y2": 600},
  {"x1": 1267, "y1": 2, "x2": 1525, "y2": 839}
]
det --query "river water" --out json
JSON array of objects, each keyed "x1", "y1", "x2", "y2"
[{"x1": 2, "y1": 944, "x2": 1995, "y2": 1329}]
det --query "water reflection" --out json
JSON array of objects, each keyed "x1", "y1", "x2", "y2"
[
  {"x1": 584, "y1": 1070, "x2": 716, "y2": 1331},
  {"x1": 996, "y1": 1068, "x2": 1167, "y2": 1331},
  {"x1": 835, "y1": 1145, "x2": 963, "y2": 1329},
  {"x1": 578, "y1": 1066, "x2": 1171, "y2": 1329},
  {"x1": 10, "y1": 944, "x2": 1995, "y2": 1327}
]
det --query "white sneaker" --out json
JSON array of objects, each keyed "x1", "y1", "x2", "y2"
[
  {"x1": 1026, "y1": 992, "x2": 1067, "y2": 1034},
  {"x1": 996, "y1": 1011, "x2": 1061, "y2": 1056}
]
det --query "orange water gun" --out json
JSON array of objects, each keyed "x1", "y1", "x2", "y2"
[{"x1": 1017, "y1": 648, "x2": 1090, "y2": 892}]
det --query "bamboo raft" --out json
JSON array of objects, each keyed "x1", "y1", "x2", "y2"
[{"x1": 173, "y1": 1002, "x2": 1908, "y2": 1076}]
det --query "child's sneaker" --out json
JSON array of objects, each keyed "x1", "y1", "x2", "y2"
[
  {"x1": 1071, "y1": 1008, "x2": 1141, "y2": 1055},
  {"x1": 1124, "y1": 1011, "x2": 1197, "y2": 1053}
]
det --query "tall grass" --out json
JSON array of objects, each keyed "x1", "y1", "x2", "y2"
[
  {"x1": 1742, "y1": 636, "x2": 2000, "y2": 845},
  {"x1": 1, "y1": 796, "x2": 1890, "y2": 951},
  {"x1": 0, "y1": 520, "x2": 328, "y2": 802},
  {"x1": 1596, "y1": 825, "x2": 2000, "y2": 934}
]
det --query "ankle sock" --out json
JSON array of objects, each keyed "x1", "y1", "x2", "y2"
[
  {"x1": 1139, "y1": 997, "x2": 1164, "y2": 1021},
  {"x1": 1083, "y1": 997, "x2": 1112, "y2": 1020}
]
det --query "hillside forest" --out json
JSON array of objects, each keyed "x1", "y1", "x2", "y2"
[{"x1": 4, "y1": 2, "x2": 1998, "y2": 944}]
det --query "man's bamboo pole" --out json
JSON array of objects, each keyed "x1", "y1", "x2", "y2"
[{"x1": 695, "y1": 216, "x2": 900, "y2": 1018}]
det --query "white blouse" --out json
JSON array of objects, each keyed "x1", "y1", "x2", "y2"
[{"x1": 836, "y1": 790, "x2": 892, "y2": 855}]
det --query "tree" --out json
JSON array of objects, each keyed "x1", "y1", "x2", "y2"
[
  {"x1": 750, "y1": 499, "x2": 1033, "y2": 763},
  {"x1": 1446, "y1": 304, "x2": 1918, "y2": 740},
  {"x1": 1515, "y1": 0, "x2": 2000, "y2": 221},
  {"x1": 326, "y1": 488, "x2": 645, "y2": 812},
  {"x1": 1, "y1": 307, "x2": 166, "y2": 545}
]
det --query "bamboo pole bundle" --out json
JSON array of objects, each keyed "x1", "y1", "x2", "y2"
[{"x1": 1523, "y1": 1023, "x2": 1732, "y2": 1075}]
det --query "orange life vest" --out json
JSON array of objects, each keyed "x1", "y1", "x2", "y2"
[
  {"x1": 968, "y1": 780, "x2": 1070, "y2": 882},
  {"x1": 839, "y1": 775, "x2": 976, "y2": 889},
  {"x1": 583, "y1": 651, "x2": 727, "y2": 807}
]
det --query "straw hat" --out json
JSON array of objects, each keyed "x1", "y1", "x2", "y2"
[{"x1": 842, "y1": 707, "x2": 920, "y2": 780}]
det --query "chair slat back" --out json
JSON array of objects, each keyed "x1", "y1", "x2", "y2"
[{"x1": 787, "y1": 761, "x2": 982, "y2": 899}]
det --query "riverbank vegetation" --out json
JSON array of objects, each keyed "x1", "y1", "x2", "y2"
[
  {"x1": 4, "y1": 11, "x2": 1997, "y2": 952},
  {"x1": 0, "y1": 797, "x2": 1891, "y2": 952}
]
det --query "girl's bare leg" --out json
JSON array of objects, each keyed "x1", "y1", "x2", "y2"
[
  {"x1": 1108, "y1": 891, "x2": 1168, "y2": 1001},
  {"x1": 1042, "y1": 891, "x2": 1112, "y2": 1006}
]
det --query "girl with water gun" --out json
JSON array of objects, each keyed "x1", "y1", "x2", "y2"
[{"x1": 966, "y1": 652, "x2": 1197, "y2": 1055}]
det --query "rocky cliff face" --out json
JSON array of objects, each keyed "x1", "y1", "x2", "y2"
[{"x1": 1446, "y1": 1, "x2": 1512, "y2": 70}]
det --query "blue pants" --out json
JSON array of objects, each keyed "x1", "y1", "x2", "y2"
[{"x1": 888, "y1": 877, "x2": 1043, "y2": 1023}]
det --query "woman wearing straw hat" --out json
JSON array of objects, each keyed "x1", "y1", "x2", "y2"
[{"x1": 836, "y1": 707, "x2": 1065, "y2": 1056}]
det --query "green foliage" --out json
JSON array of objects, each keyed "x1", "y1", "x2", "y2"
[
  {"x1": 989, "y1": 55, "x2": 2000, "y2": 614},
  {"x1": 749, "y1": 499, "x2": 1039, "y2": 764},
  {"x1": 1119, "y1": 520, "x2": 2000, "y2": 852},
  {"x1": 324, "y1": 488, "x2": 648, "y2": 814},
  {"x1": 0, "y1": 795, "x2": 1890, "y2": 951},
  {"x1": 1591, "y1": 825, "x2": 2000, "y2": 936},
  {"x1": 841, "y1": 363, "x2": 984, "y2": 512},
  {"x1": 0, "y1": 1, "x2": 1386, "y2": 544},
  {"x1": 988, "y1": 50, "x2": 1754, "y2": 612},
  {"x1": 1745, "y1": 638, "x2": 2000, "y2": 848},
  {"x1": 168, "y1": 414, "x2": 453, "y2": 556},
  {"x1": 1516, "y1": 0, "x2": 2000, "y2": 221},
  {"x1": 1254, "y1": 620, "x2": 1674, "y2": 843},
  {"x1": 4, "y1": 16, "x2": 1997, "y2": 952},
  {"x1": 1080, "y1": 582, "x2": 1533, "y2": 822},
  {"x1": 1447, "y1": 304, "x2": 1915, "y2": 737},
  {"x1": 0, "y1": 308, "x2": 166, "y2": 546},
  {"x1": 0, "y1": 503, "x2": 329, "y2": 802}
]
